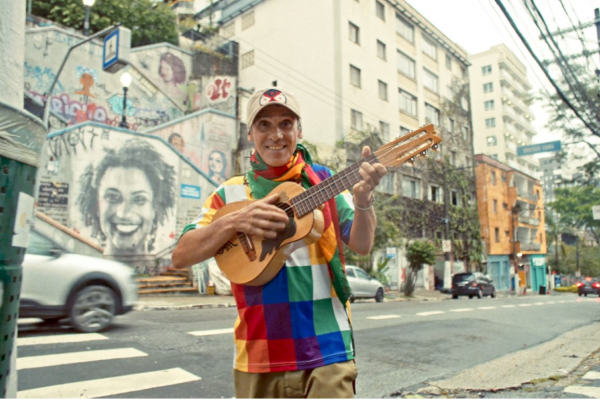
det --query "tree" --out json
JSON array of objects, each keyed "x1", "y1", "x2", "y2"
[
  {"x1": 548, "y1": 186, "x2": 600, "y2": 245},
  {"x1": 32, "y1": 0, "x2": 179, "y2": 47},
  {"x1": 404, "y1": 240, "x2": 437, "y2": 296},
  {"x1": 544, "y1": 210, "x2": 571, "y2": 274}
]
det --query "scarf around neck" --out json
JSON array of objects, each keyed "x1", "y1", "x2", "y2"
[{"x1": 246, "y1": 145, "x2": 352, "y2": 306}]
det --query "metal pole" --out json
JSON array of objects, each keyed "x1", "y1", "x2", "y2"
[
  {"x1": 576, "y1": 236, "x2": 580, "y2": 277},
  {"x1": 119, "y1": 87, "x2": 128, "y2": 128},
  {"x1": 442, "y1": 166, "x2": 451, "y2": 288},
  {"x1": 83, "y1": 6, "x2": 91, "y2": 36},
  {"x1": 41, "y1": 24, "x2": 121, "y2": 127}
]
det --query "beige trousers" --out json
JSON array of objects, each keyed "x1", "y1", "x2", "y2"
[{"x1": 233, "y1": 360, "x2": 358, "y2": 398}]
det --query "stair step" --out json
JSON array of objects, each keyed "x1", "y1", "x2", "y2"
[{"x1": 161, "y1": 271, "x2": 189, "y2": 277}]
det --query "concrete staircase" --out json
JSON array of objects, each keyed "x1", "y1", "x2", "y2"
[{"x1": 137, "y1": 267, "x2": 199, "y2": 296}]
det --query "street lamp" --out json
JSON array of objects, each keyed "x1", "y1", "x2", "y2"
[
  {"x1": 82, "y1": 0, "x2": 95, "y2": 36},
  {"x1": 119, "y1": 72, "x2": 132, "y2": 128}
]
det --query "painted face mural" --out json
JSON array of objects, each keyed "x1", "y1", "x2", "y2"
[
  {"x1": 208, "y1": 149, "x2": 227, "y2": 184},
  {"x1": 77, "y1": 138, "x2": 176, "y2": 257}
]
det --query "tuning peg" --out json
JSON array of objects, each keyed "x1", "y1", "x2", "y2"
[
  {"x1": 431, "y1": 144, "x2": 440, "y2": 152},
  {"x1": 418, "y1": 151, "x2": 427, "y2": 158},
  {"x1": 406, "y1": 157, "x2": 416, "y2": 166}
]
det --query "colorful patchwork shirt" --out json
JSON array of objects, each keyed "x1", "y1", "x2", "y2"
[{"x1": 181, "y1": 164, "x2": 356, "y2": 373}]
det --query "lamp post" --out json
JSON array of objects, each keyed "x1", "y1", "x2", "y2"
[
  {"x1": 82, "y1": 0, "x2": 95, "y2": 36},
  {"x1": 119, "y1": 72, "x2": 131, "y2": 128}
]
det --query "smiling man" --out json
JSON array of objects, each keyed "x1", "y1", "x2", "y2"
[{"x1": 173, "y1": 87, "x2": 387, "y2": 398}]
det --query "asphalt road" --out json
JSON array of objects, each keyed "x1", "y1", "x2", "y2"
[{"x1": 16, "y1": 292, "x2": 600, "y2": 398}]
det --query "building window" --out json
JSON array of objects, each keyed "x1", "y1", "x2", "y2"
[
  {"x1": 241, "y1": 50, "x2": 255, "y2": 69},
  {"x1": 482, "y1": 65, "x2": 492, "y2": 75},
  {"x1": 349, "y1": 22, "x2": 360, "y2": 44},
  {"x1": 379, "y1": 121, "x2": 390, "y2": 142},
  {"x1": 448, "y1": 118, "x2": 455, "y2": 133},
  {"x1": 485, "y1": 117, "x2": 496, "y2": 128},
  {"x1": 484, "y1": 100, "x2": 495, "y2": 111},
  {"x1": 422, "y1": 35, "x2": 437, "y2": 60},
  {"x1": 452, "y1": 190, "x2": 459, "y2": 206},
  {"x1": 242, "y1": 11, "x2": 255, "y2": 30},
  {"x1": 493, "y1": 199, "x2": 497, "y2": 213},
  {"x1": 503, "y1": 202, "x2": 508, "y2": 210},
  {"x1": 495, "y1": 228, "x2": 500, "y2": 242},
  {"x1": 378, "y1": 171, "x2": 395, "y2": 194},
  {"x1": 423, "y1": 69, "x2": 438, "y2": 93},
  {"x1": 465, "y1": 156, "x2": 470, "y2": 167},
  {"x1": 502, "y1": 174, "x2": 507, "y2": 182},
  {"x1": 397, "y1": 51, "x2": 415, "y2": 79},
  {"x1": 425, "y1": 103, "x2": 440, "y2": 126},
  {"x1": 451, "y1": 151, "x2": 456, "y2": 166},
  {"x1": 399, "y1": 90, "x2": 417, "y2": 116},
  {"x1": 491, "y1": 171, "x2": 496, "y2": 185},
  {"x1": 487, "y1": 136, "x2": 497, "y2": 146},
  {"x1": 396, "y1": 14, "x2": 414, "y2": 42},
  {"x1": 222, "y1": 21, "x2": 235, "y2": 38},
  {"x1": 375, "y1": 0, "x2": 385, "y2": 20},
  {"x1": 483, "y1": 82, "x2": 494, "y2": 93},
  {"x1": 351, "y1": 109, "x2": 363, "y2": 130},
  {"x1": 430, "y1": 185, "x2": 440, "y2": 203},
  {"x1": 378, "y1": 80, "x2": 388, "y2": 101},
  {"x1": 377, "y1": 40, "x2": 386, "y2": 60},
  {"x1": 505, "y1": 230, "x2": 510, "y2": 238},
  {"x1": 463, "y1": 126, "x2": 469, "y2": 140},
  {"x1": 350, "y1": 65, "x2": 361, "y2": 87},
  {"x1": 445, "y1": 54, "x2": 452, "y2": 70},
  {"x1": 402, "y1": 176, "x2": 420, "y2": 199}
]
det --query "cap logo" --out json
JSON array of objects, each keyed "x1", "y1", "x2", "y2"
[{"x1": 259, "y1": 89, "x2": 287, "y2": 106}]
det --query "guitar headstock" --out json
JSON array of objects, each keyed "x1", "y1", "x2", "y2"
[{"x1": 374, "y1": 124, "x2": 441, "y2": 168}]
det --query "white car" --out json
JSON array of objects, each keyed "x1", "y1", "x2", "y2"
[
  {"x1": 19, "y1": 231, "x2": 138, "y2": 333},
  {"x1": 346, "y1": 265, "x2": 385, "y2": 303}
]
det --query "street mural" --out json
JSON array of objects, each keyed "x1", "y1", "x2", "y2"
[
  {"x1": 24, "y1": 27, "x2": 183, "y2": 131},
  {"x1": 145, "y1": 110, "x2": 236, "y2": 184}
]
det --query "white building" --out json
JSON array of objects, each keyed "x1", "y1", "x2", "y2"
[
  {"x1": 194, "y1": 0, "x2": 472, "y2": 163},
  {"x1": 469, "y1": 44, "x2": 539, "y2": 177}
]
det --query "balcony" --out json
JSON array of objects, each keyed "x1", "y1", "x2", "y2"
[
  {"x1": 520, "y1": 242, "x2": 541, "y2": 251},
  {"x1": 518, "y1": 215, "x2": 540, "y2": 226}
]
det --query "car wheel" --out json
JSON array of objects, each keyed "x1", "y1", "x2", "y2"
[
  {"x1": 584, "y1": 293, "x2": 588, "y2": 297},
  {"x1": 578, "y1": 292, "x2": 582, "y2": 297},
  {"x1": 349, "y1": 295, "x2": 355, "y2": 304},
  {"x1": 375, "y1": 288, "x2": 384, "y2": 303},
  {"x1": 452, "y1": 294, "x2": 458, "y2": 299},
  {"x1": 468, "y1": 295, "x2": 473, "y2": 299},
  {"x1": 69, "y1": 285, "x2": 117, "y2": 333},
  {"x1": 490, "y1": 289, "x2": 496, "y2": 298}
]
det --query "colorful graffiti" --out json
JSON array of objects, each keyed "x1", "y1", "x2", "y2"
[{"x1": 206, "y1": 77, "x2": 232, "y2": 102}]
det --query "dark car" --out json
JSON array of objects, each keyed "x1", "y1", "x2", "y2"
[
  {"x1": 576, "y1": 278, "x2": 600, "y2": 297},
  {"x1": 451, "y1": 272, "x2": 496, "y2": 299}
]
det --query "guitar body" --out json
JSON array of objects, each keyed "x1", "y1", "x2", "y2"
[{"x1": 212, "y1": 182, "x2": 325, "y2": 286}]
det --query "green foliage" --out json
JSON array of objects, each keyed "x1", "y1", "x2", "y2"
[
  {"x1": 548, "y1": 186, "x2": 600, "y2": 245},
  {"x1": 546, "y1": 244, "x2": 600, "y2": 277},
  {"x1": 370, "y1": 257, "x2": 391, "y2": 287},
  {"x1": 406, "y1": 240, "x2": 437, "y2": 271},
  {"x1": 32, "y1": 0, "x2": 179, "y2": 47}
]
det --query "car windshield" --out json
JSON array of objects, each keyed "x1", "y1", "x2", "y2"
[{"x1": 453, "y1": 273, "x2": 474, "y2": 283}]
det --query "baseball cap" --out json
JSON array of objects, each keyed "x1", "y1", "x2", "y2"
[{"x1": 247, "y1": 88, "x2": 301, "y2": 127}]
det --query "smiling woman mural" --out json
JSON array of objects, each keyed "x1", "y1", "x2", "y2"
[{"x1": 76, "y1": 138, "x2": 176, "y2": 257}]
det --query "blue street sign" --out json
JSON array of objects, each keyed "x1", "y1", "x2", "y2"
[
  {"x1": 103, "y1": 29, "x2": 120, "y2": 71},
  {"x1": 181, "y1": 184, "x2": 201, "y2": 199},
  {"x1": 516, "y1": 140, "x2": 562, "y2": 156}
]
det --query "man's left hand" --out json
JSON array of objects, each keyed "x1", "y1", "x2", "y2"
[{"x1": 353, "y1": 146, "x2": 387, "y2": 208}]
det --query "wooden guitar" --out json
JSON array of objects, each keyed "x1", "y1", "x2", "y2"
[{"x1": 212, "y1": 124, "x2": 441, "y2": 286}]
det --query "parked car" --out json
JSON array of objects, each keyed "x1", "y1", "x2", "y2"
[
  {"x1": 346, "y1": 265, "x2": 384, "y2": 303},
  {"x1": 576, "y1": 278, "x2": 600, "y2": 297},
  {"x1": 20, "y1": 231, "x2": 139, "y2": 332},
  {"x1": 451, "y1": 272, "x2": 496, "y2": 299}
]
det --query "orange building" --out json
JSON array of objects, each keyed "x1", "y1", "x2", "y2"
[{"x1": 475, "y1": 154, "x2": 547, "y2": 292}]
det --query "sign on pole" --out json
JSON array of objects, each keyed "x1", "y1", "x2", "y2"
[
  {"x1": 442, "y1": 240, "x2": 452, "y2": 253},
  {"x1": 103, "y1": 26, "x2": 131, "y2": 73},
  {"x1": 516, "y1": 140, "x2": 562, "y2": 156},
  {"x1": 593, "y1": 205, "x2": 600, "y2": 220}
]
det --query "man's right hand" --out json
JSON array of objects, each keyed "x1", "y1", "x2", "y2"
[{"x1": 231, "y1": 194, "x2": 289, "y2": 239}]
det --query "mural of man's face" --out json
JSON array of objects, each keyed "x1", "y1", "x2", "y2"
[
  {"x1": 209, "y1": 152, "x2": 224, "y2": 175},
  {"x1": 159, "y1": 60, "x2": 174, "y2": 83},
  {"x1": 98, "y1": 167, "x2": 156, "y2": 254},
  {"x1": 170, "y1": 136, "x2": 184, "y2": 153}
]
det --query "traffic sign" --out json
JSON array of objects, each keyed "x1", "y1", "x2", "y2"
[
  {"x1": 516, "y1": 140, "x2": 561, "y2": 156},
  {"x1": 593, "y1": 205, "x2": 600, "y2": 220},
  {"x1": 103, "y1": 26, "x2": 131, "y2": 73},
  {"x1": 442, "y1": 240, "x2": 452, "y2": 252}
]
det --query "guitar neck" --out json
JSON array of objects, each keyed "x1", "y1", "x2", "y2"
[{"x1": 291, "y1": 154, "x2": 379, "y2": 217}]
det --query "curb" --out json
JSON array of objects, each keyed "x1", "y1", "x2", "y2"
[{"x1": 134, "y1": 303, "x2": 237, "y2": 311}]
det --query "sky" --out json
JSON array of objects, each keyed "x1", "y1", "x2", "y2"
[{"x1": 405, "y1": 0, "x2": 599, "y2": 146}]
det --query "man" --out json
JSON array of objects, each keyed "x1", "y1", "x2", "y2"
[{"x1": 173, "y1": 87, "x2": 387, "y2": 398}]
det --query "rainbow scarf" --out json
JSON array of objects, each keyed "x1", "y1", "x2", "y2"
[{"x1": 246, "y1": 145, "x2": 352, "y2": 306}]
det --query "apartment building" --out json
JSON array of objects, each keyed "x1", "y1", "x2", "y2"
[
  {"x1": 194, "y1": 0, "x2": 474, "y2": 170},
  {"x1": 475, "y1": 154, "x2": 547, "y2": 292},
  {"x1": 469, "y1": 45, "x2": 539, "y2": 177}
]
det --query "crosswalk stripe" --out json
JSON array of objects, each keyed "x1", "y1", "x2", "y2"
[
  {"x1": 450, "y1": 308, "x2": 473, "y2": 312},
  {"x1": 188, "y1": 328, "x2": 234, "y2": 336},
  {"x1": 17, "y1": 348, "x2": 147, "y2": 370},
  {"x1": 17, "y1": 333, "x2": 108, "y2": 347},
  {"x1": 501, "y1": 305, "x2": 516, "y2": 308},
  {"x1": 519, "y1": 304, "x2": 533, "y2": 307},
  {"x1": 533, "y1": 302, "x2": 545, "y2": 305},
  {"x1": 17, "y1": 367, "x2": 201, "y2": 399},
  {"x1": 367, "y1": 315, "x2": 401, "y2": 320},
  {"x1": 564, "y1": 385, "x2": 600, "y2": 398},
  {"x1": 477, "y1": 306, "x2": 496, "y2": 310},
  {"x1": 582, "y1": 371, "x2": 600, "y2": 380},
  {"x1": 416, "y1": 311, "x2": 444, "y2": 316}
]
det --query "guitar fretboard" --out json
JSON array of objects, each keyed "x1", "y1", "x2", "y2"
[{"x1": 291, "y1": 154, "x2": 378, "y2": 217}]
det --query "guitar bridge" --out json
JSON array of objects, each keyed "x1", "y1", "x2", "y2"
[{"x1": 237, "y1": 233, "x2": 257, "y2": 261}]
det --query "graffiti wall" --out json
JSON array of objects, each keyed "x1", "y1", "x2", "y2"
[
  {"x1": 130, "y1": 44, "x2": 236, "y2": 114},
  {"x1": 25, "y1": 27, "x2": 183, "y2": 132},
  {"x1": 145, "y1": 109, "x2": 236, "y2": 184},
  {"x1": 35, "y1": 122, "x2": 217, "y2": 273}
]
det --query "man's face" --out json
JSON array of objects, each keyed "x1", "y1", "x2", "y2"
[
  {"x1": 98, "y1": 167, "x2": 156, "y2": 253},
  {"x1": 249, "y1": 105, "x2": 302, "y2": 167}
]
